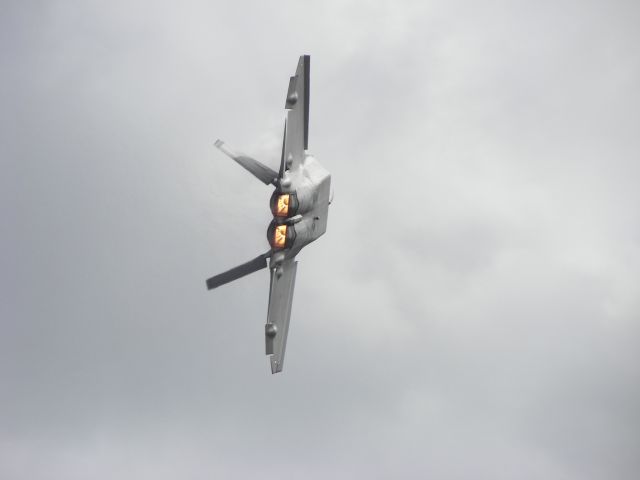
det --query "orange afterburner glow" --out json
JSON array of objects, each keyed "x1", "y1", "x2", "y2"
[
  {"x1": 274, "y1": 225, "x2": 288, "y2": 248},
  {"x1": 276, "y1": 194, "x2": 290, "y2": 217}
]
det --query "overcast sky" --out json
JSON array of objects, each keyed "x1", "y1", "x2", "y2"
[{"x1": 2, "y1": 1, "x2": 639, "y2": 478}]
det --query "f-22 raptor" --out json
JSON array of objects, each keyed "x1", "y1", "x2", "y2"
[{"x1": 206, "y1": 55, "x2": 331, "y2": 374}]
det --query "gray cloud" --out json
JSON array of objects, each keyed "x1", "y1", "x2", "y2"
[{"x1": 1, "y1": 0, "x2": 639, "y2": 478}]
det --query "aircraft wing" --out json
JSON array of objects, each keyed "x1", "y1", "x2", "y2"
[
  {"x1": 265, "y1": 258, "x2": 298, "y2": 373},
  {"x1": 283, "y1": 55, "x2": 310, "y2": 172}
]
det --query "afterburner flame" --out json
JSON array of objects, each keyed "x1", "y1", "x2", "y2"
[
  {"x1": 274, "y1": 225, "x2": 287, "y2": 248},
  {"x1": 276, "y1": 194, "x2": 290, "y2": 217}
]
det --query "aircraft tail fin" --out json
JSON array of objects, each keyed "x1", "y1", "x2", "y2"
[
  {"x1": 206, "y1": 252, "x2": 270, "y2": 290},
  {"x1": 214, "y1": 140, "x2": 278, "y2": 185}
]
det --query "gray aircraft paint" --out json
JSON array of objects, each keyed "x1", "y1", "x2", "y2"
[
  {"x1": 3, "y1": 2, "x2": 639, "y2": 478},
  {"x1": 207, "y1": 55, "x2": 331, "y2": 373}
]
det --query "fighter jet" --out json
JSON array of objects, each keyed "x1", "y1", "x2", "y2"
[{"x1": 206, "y1": 55, "x2": 331, "y2": 374}]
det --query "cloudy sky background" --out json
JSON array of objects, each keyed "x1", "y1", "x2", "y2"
[{"x1": 2, "y1": 0, "x2": 639, "y2": 478}]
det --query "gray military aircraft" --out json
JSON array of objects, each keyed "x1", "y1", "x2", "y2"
[{"x1": 206, "y1": 55, "x2": 331, "y2": 374}]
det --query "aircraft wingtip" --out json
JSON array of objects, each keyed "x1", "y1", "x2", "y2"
[{"x1": 270, "y1": 358, "x2": 283, "y2": 374}]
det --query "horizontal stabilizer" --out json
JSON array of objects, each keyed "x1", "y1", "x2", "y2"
[
  {"x1": 303, "y1": 55, "x2": 310, "y2": 150},
  {"x1": 266, "y1": 259, "x2": 298, "y2": 373},
  {"x1": 206, "y1": 253, "x2": 270, "y2": 290},
  {"x1": 278, "y1": 122, "x2": 287, "y2": 179},
  {"x1": 214, "y1": 140, "x2": 278, "y2": 185},
  {"x1": 282, "y1": 55, "x2": 310, "y2": 173}
]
